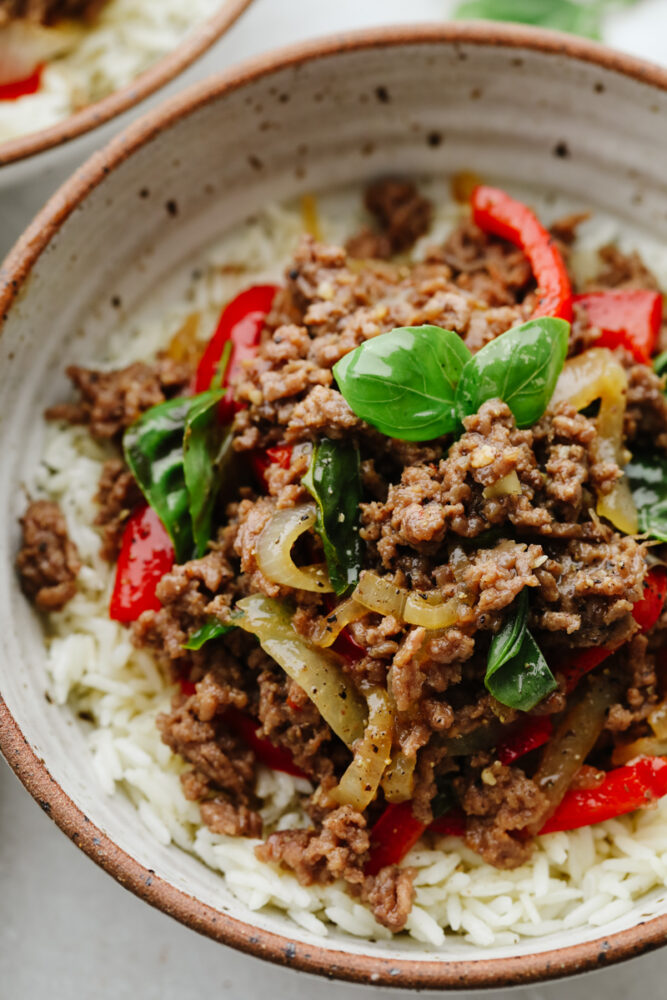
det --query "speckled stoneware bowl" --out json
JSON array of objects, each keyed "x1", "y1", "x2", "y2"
[
  {"x1": 0, "y1": 0, "x2": 252, "y2": 174},
  {"x1": 3, "y1": 23, "x2": 667, "y2": 990}
]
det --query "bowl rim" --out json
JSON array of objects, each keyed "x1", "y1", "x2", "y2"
[
  {"x1": 0, "y1": 0, "x2": 254, "y2": 168},
  {"x1": 3, "y1": 20, "x2": 667, "y2": 989}
]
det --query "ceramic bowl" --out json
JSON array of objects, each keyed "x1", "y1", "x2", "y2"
[
  {"x1": 0, "y1": 0, "x2": 253, "y2": 257},
  {"x1": 3, "y1": 23, "x2": 667, "y2": 990},
  {"x1": 0, "y1": 0, "x2": 253, "y2": 172}
]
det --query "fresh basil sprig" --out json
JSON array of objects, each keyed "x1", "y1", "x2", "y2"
[
  {"x1": 485, "y1": 590, "x2": 557, "y2": 712},
  {"x1": 653, "y1": 351, "x2": 667, "y2": 380},
  {"x1": 124, "y1": 389, "x2": 229, "y2": 563},
  {"x1": 184, "y1": 394, "x2": 233, "y2": 558},
  {"x1": 183, "y1": 619, "x2": 235, "y2": 650},
  {"x1": 302, "y1": 438, "x2": 363, "y2": 595},
  {"x1": 456, "y1": 318, "x2": 569, "y2": 428},
  {"x1": 452, "y1": 0, "x2": 638, "y2": 41},
  {"x1": 333, "y1": 318, "x2": 569, "y2": 441},
  {"x1": 627, "y1": 452, "x2": 667, "y2": 543},
  {"x1": 332, "y1": 326, "x2": 471, "y2": 441}
]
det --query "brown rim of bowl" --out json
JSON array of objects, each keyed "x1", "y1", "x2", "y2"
[
  {"x1": 3, "y1": 21, "x2": 667, "y2": 990},
  {"x1": 0, "y1": 0, "x2": 254, "y2": 168}
]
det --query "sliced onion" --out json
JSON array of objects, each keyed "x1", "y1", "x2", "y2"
[
  {"x1": 404, "y1": 591, "x2": 463, "y2": 629},
  {"x1": 612, "y1": 736, "x2": 667, "y2": 767},
  {"x1": 0, "y1": 22, "x2": 82, "y2": 85},
  {"x1": 482, "y1": 470, "x2": 522, "y2": 500},
  {"x1": 312, "y1": 597, "x2": 367, "y2": 648},
  {"x1": 256, "y1": 503, "x2": 333, "y2": 594},
  {"x1": 354, "y1": 570, "x2": 467, "y2": 630},
  {"x1": 381, "y1": 749, "x2": 416, "y2": 803},
  {"x1": 235, "y1": 594, "x2": 366, "y2": 746},
  {"x1": 442, "y1": 720, "x2": 508, "y2": 757},
  {"x1": 551, "y1": 348, "x2": 638, "y2": 534},
  {"x1": 527, "y1": 671, "x2": 621, "y2": 835},
  {"x1": 354, "y1": 570, "x2": 406, "y2": 617},
  {"x1": 649, "y1": 700, "x2": 667, "y2": 740},
  {"x1": 331, "y1": 688, "x2": 393, "y2": 811}
]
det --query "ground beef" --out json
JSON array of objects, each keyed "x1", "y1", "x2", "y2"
[
  {"x1": 0, "y1": 0, "x2": 106, "y2": 24},
  {"x1": 623, "y1": 357, "x2": 667, "y2": 453},
  {"x1": 93, "y1": 458, "x2": 143, "y2": 561},
  {"x1": 346, "y1": 179, "x2": 433, "y2": 259},
  {"x1": 132, "y1": 542, "x2": 237, "y2": 666},
  {"x1": 435, "y1": 219, "x2": 534, "y2": 308},
  {"x1": 457, "y1": 761, "x2": 548, "y2": 869},
  {"x1": 16, "y1": 500, "x2": 80, "y2": 611},
  {"x1": 256, "y1": 666, "x2": 343, "y2": 781},
  {"x1": 535, "y1": 533, "x2": 646, "y2": 649},
  {"x1": 589, "y1": 244, "x2": 660, "y2": 291},
  {"x1": 359, "y1": 865, "x2": 416, "y2": 932},
  {"x1": 45, "y1": 357, "x2": 192, "y2": 439},
  {"x1": 232, "y1": 229, "x2": 536, "y2": 450},
  {"x1": 158, "y1": 690, "x2": 261, "y2": 837},
  {"x1": 256, "y1": 805, "x2": 369, "y2": 885}
]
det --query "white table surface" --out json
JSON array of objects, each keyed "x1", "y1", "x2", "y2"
[{"x1": 5, "y1": 1, "x2": 667, "y2": 997}]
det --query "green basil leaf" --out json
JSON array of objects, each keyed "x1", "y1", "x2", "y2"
[
  {"x1": 627, "y1": 452, "x2": 667, "y2": 543},
  {"x1": 431, "y1": 775, "x2": 456, "y2": 819},
  {"x1": 183, "y1": 390, "x2": 231, "y2": 557},
  {"x1": 124, "y1": 389, "x2": 228, "y2": 563},
  {"x1": 485, "y1": 629, "x2": 557, "y2": 712},
  {"x1": 487, "y1": 589, "x2": 529, "y2": 675},
  {"x1": 302, "y1": 437, "x2": 363, "y2": 596},
  {"x1": 333, "y1": 325, "x2": 472, "y2": 441},
  {"x1": 183, "y1": 619, "x2": 235, "y2": 651},
  {"x1": 456, "y1": 317, "x2": 569, "y2": 428},
  {"x1": 124, "y1": 396, "x2": 194, "y2": 563},
  {"x1": 452, "y1": 0, "x2": 609, "y2": 39},
  {"x1": 653, "y1": 350, "x2": 667, "y2": 380}
]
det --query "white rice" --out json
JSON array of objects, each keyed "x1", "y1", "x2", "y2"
[
  {"x1": 32, "y1": 183, "x2": 667, "y2": 949},
  {"x1": 0, "y1": 0, "x2": 223, "y2": 143}
]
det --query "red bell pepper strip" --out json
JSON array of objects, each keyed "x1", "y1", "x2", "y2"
[
  {"x1": 561, "y1": 567, "x2": 667, "y2": 693},
  {"x1": 0, "y1": 64, "x2": 43, "y2": 101},
  {"x1": 540, "y1": 756, "x2": 667, "y2": 834},
  {"x1": 366, "y1": 715, "x2": 555, "y2": 872},
  {"x1": 497, "y1": 716, "x2": 554, "y2": 766},
  {"x1": 250, "y1": 444, "x2": 293, "y2": 491},
  {"x1": 194, "y1": 284, "x2": 279, "y2": 422},
  {"x1": 109, "y1": 505, "x2": 175, "y2": 623},
  {"x1": 631, "y1": 566, "x2": 667, "y2": 631},
  {"x1": 429, "y1": 810, "x2": 467, "y2": 838},
  {"x1": 471, "y1": 185, "x2": 573, "y2": 323},
  {"x1": 365, "y1": 801, "x2": 427, "y2": 876},
  {"x1": 573, "y1": 289, "x2": 662, "y2": 365},
  {"x1": 223, "y1": 707, "x2": 307, "y2": 779},
  {"x1": 332, "y1": 628, "x2": 366, "y2": 663}
]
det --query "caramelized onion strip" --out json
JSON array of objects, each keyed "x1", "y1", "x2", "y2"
[
  {"x1": 354, "y1": 571, "x2": 466, "y2": 630},
  {"x1": 312, "y1": 597, "x2": 367, "y2": 648},
  {"x1": 551, "y1": 348, "x2": 637, "y2": 534},
  {"x1": 235, "y1": 594, "x2": 366, "y2": 747},
  {"x1": 331, "y1": 688, "x2": 394, "y2": 811},
  {"x1": 256, "y1": 504, "x2": 333, "y2": 594},
  {"x1": 527, "y1": 671, "x2": 621, "y2": 835},
  {"x1": 381, "y1": 749, "x2": 416, "y2": 803}
]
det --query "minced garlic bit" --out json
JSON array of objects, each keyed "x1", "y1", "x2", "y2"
[{"x1": 470, "y1": 445, "x2": 495, "y2": 469}]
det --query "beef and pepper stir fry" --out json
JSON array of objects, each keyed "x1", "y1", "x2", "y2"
[{"x1": 18, "y1": 180, "x2": 667, "y2": 932}]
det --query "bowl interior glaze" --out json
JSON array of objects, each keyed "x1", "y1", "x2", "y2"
[{"x1": 3, "y1": 25, "x2": 667, "y2": 990}]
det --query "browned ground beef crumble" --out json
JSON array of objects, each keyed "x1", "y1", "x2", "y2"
[{"x1": 17, "y1": 179, "x2": 667, "y2": 931}]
